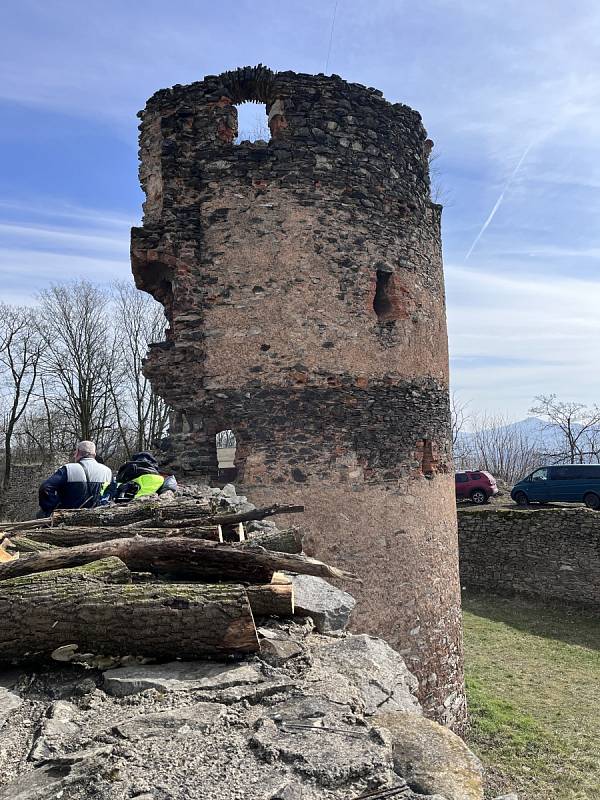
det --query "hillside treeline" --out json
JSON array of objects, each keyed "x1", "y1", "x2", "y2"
[
  {"x1": 452, "y1": 395, "x2": 600, "y2": 484},
  {"x1": 0, "y1": 281, "x2": 169, "y2": 500}
]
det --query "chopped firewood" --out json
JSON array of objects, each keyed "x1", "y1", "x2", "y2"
[{"x1": 246, "y1": 580, "x2": 294, "y2": 617}]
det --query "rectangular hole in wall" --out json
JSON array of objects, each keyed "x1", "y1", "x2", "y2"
[
  {"x1": 216, "y1": 429, "x2": 238, "y2": 481},
  {"x1": 235, "y1": 102, "x2": 270, "y2": 144}
]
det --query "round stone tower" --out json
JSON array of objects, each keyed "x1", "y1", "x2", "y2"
[{"x1": 131, "y1": 65, "x2": 465, "y2": 729}]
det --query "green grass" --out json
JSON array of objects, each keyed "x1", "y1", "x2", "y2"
[{"x1": 463, "y1": 593, "x2": 600, "y2": 800}]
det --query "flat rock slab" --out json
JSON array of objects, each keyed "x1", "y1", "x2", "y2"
[
  {"x1": 29, "y1": 700, "x2": 80, "y2": 763},
  {"x1": 291, "y1": 575, "x2": 356, "y2": 633},
  {"x1": 0, "y1": 748, "x2": 110, "y2": 800},
  {"x1": 113, "y1": 703, "x2": 227, "y2": 739},
  {"x1": 102, "y1": 660, "x2": 264, "y2": 697},
  {"x1": 375, "y1": 710, "x2": 484, "y2": 800},
  {"x1": 312, "y1": 635, "x2": 421, "y2": 716},
  {"x1": 0, "y1": 686, "x2": 22, "y2": 729},
  {"x1": 251, "y1": 714, "x2": 394, "y2": 789}
]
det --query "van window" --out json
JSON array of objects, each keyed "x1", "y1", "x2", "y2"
[
  {"x1": 582, "y1": 466, "x2": 600, "y2": 479},
  {"x1": 532, "y1": 468, "x2": 548, "y2": 482},
  {"x1": 456, "y1": 473, "x2": 468, "y2": 483},
  {"x1": 551, "y1": 466, "x2": 575, "y2": 480}
]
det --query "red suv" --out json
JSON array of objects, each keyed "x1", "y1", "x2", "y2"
[{"x1": 455, "y1": 471, "x2": 499, "y2": 505}]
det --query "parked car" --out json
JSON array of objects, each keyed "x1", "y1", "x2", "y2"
[
  {"x1": 511, "y1": 464, "x2": 600, "y2": 509},
  {"x1": 455, "y1": 471, "x2": 499, "y2": 505}
]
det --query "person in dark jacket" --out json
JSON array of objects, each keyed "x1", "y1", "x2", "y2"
[
  {"x1": 113, "y1": 451, "x2": 177, "y2": 502},
  {"x1": 38, "y1": 441, "x2": 113, "y2": 517}
]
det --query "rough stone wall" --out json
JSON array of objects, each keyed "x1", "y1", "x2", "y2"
[
  {"x1": 458, "y1": 507, "x2": 600, "y2": 604},
  {"x1": 131, "y1": 65, "x2": 465, "y2": 729}
]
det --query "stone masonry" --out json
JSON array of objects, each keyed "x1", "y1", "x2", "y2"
[
  {"x1": 131, "y1": 65, "x2": 465, "y2": 729},
  {"x1": 459, "y1": 506, "x2": 600, "y2": 604}
]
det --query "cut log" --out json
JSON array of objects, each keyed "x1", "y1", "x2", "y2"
[
  {"x1": 0, "y1": 537, "x2": 358, "y2": 584},
  {"x1": 21, "y1": 525, "x2": 223, "y2": 547},
  {"x1": 47, "y1": 502, "x2": 304, "y2": 533},
  {"x1": 0, "y1": 557, "x2": 259, "y2": 663},
  {"x1": 247, "y1": 576, "x2": 294, "y2": 617},
  {"x1": 247, "y1": 527, "x2": 303, "y2": 554},
  {"x1": 5, "y1": 536, "x2": 57, "y2": 554},
  {"x1": 50, "y1": 495, "x2": 205, "y2": 527}
]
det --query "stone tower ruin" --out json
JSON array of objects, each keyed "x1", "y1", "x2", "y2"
[{"x1": 131, "y1": 65, "x2": 465, "y2": 729}]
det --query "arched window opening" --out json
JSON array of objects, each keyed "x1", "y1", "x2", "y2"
[
  {"x1": 216, "y1": 429, "x2": 238, "y2": 482},
  {"x1": 373, "y1": 269, "x2": 395, "y2": 322},
  {"x1": 235, "y1": 103, "x2": 271, "y2": 144}
]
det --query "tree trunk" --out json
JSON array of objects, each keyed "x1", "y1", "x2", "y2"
[
  {"x1": 51, "y1": 497, "x2": 183, "y2": 527},
  {"x1": 0, "y1": 557, "x2": 259, "y2": 663},
  {"x1": 52, "y1": 502, "x2": 304, "y2": 529},
  {"x1": 0, "y1": 537, "x2": 357, "y2": 584},
  {"x1": 21, "y1": 525, "x2": 223, "y2": 547}
]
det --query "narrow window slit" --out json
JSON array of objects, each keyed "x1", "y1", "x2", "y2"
[
  {"x1": 374, "y1": 270, "x2": 396, "y2": 322},
  {"x1": 216, "y1": 429, "x2": 238, "y2": 482}
]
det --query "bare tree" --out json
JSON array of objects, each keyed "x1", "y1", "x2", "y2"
[
  {"x1": 110, "y1": 282, "x2": 170, "y2": 455},
  {"x1": 36, "y1": 282, "x2": 120, "y2": 456},
  {"x1": 461, "y1": 412, "x2": 542, "y2": 485},
  {"x1": 0, "y1": 305, "x2": 44, "y2": 493},
  {"x1": 530, "y1": 394, "x2": 600, "y2": 464},
  {"x1": 428, "y1": 151, "x2": 452, "y2": 206}
]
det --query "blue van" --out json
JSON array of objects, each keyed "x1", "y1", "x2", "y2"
[{"x1": 511, "y1": 464, "x2": 600, "y2": 509}]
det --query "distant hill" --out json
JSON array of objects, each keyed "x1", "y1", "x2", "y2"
[{"x1": 457, "y1": 417, "x2": 576, "y2": 454}]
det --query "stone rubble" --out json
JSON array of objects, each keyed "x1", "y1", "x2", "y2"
[
  {"x1": 0, "y1": 617, "x2": 489, "y2": 800},
  {"x1": 0, "y1": 483, "x2": 516, "y2": 799}
]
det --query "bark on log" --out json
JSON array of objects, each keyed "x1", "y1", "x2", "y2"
[
  {"x1": 0, "y1": 558, "x2": 259, "y2": 663},
  {"x1": 6, "y1": 536, "x2": 57, "y2": 553},
  {"x1": 50, "y1": 497, "x2": 183, "y2": 527},
  {"x1": 47, "y1": 503, "x2": 304, "y2": 534},
  {"x1": 247, "y1": 579, "x2": 294, "y2": 617},
  {"x1": 247, "y1": 528, "x2": 303, "y2": 554},
  {"x1": 22, "y1": 525, "x2": 223, "y2": 547},
  {"x1": 167, "y1": 504, "x2": 305, "y2": 528},
  {"x1": 0, "y1": 537, "x2": 358, "y2": 584}
]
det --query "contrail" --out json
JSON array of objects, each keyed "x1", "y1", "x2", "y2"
[{"x1": 465, "y1": 141, "x2": 534, "y2": 261}]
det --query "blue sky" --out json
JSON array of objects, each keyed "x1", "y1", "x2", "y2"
[{"x1": 2, "y1": 0, "x2": 600, "y2": 417}]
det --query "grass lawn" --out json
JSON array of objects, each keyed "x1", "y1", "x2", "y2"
[{"x1": 463, "y1": 593, "x2": 600, "y2": 800}]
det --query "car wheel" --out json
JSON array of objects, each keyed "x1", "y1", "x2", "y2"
[
  {"x1": 514, "y1": 491, "x2": 529, "y2": 506},
  {"x1": 470, "y1": 489, "x2": 488, "y2": 505},
  {"x1": 584, "y1": 493, "x2": 600, "y2": 510}
]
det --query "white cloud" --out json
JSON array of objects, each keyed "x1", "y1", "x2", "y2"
[{"x1": 447, "y1": 264, "x2": 600, "y2": 416}]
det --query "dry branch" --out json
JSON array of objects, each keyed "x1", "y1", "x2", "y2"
[{"x1": 0, "y1": 537, "x2": 358, "y2": 584}]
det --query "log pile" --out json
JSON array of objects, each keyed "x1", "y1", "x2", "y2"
[{"x1": 0, "y1": 493, "x2": 355, "y2": 664}]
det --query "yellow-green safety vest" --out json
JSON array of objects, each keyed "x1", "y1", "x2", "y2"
[{"x1": 131, "y1": 473, "x2": 165, "y2": 498}]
